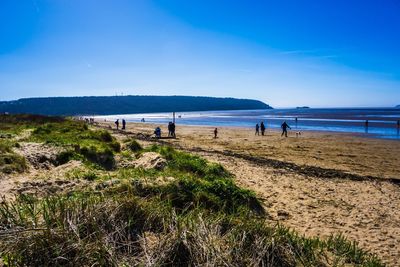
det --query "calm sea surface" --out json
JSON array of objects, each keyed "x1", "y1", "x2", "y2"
[{"x1": 95, "y1": 108, "x2": 400, "y2": 140}]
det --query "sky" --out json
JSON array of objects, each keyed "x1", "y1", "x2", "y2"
[{"x1": 0, "y1": 0, "x2": 399, "y2": 108}]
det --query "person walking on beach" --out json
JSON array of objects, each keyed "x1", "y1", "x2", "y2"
[
  {"x1": 214, "y1": 128, "x2": 218, "y2": 139},
  {"x1": 255, "y1": 123, "x2": 260, "y2": 135},
  {"x1": 122, "y1": 119, "x2": 126, "y2": 130},
  {"x1": 115, "y1": 119, "x2": 119, "y2": 130},
  {"x1": 281, "y1": 121, "x2": 291, "y2": 137},
  {"x1": 260, "y1": 121, "x2": 266, "y2": 136}
]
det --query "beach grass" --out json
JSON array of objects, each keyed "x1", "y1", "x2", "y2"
[
  {"x1": 0, "y1": 140, "x2": 27, "y2": 174},
  {"x1": 0, "y1": 182, "x2": 382, "y2": 266}
]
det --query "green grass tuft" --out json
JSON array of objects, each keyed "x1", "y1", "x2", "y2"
[
  {"x1": 0, "y1": 140, "x2": 27, "y2": 174},
  {"x1": 127, "y1": 139, "x2": 143, "y2": 153}
]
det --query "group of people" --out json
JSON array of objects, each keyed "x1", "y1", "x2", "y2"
[
  {"x1": 215, "y1": 120, "x2": 292, "y2": 139},
  {"x1": 153, "y1": 122, "x2": 177, "y2": 138},
  {"x1": 168, "y1": 122, "x2": 176, "y2": 137},
  {"x1": 91, "y1": 115, "x2": 400, "y2": 140},
  {"x1": 255, "y1": 121, "x2": 266, "y2": 136},
  {"x1": 255, "y1": 121, "x2": 292, "y2": 137},
  {"x1": 79, "y1": 117, "x2": 96, "y2": 124},
  {"x1": 109, "y1": 117, "x2": 295, "y2": 139},
  {"x1": 114, "y1": 119, "x2": 126, "y2": 130}
]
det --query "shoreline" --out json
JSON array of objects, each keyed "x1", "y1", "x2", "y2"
[
  {"x1": 94, "y1": 111, "x2": 400, "y2": 140},
  {"x1": 99, "y1": 119, "x2": 400, "y2": 142},
  {"x1": 96, "y1": 120, "x2": 400, "y2": 180}
]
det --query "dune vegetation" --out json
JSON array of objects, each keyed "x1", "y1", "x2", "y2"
[{"x1": 0, "y1": 115, "x2": 383, "y2": 266}]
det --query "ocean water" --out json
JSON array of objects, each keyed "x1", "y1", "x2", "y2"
[{"x1": 95, "y1": 108, "x2": 400, "y2": 140}]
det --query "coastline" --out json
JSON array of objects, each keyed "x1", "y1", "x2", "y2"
[
  {"x1": 98, "y1": 120, "x2": 400, "y2": 180},
  {"x1": 101, "y1": 120, "x2": 400, "y2": 265},
  {"x1": 93, "y1": 108, "x2": 400, "y2": 140}
]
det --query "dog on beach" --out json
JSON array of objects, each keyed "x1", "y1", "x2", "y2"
[{"x1": 295, "y1": 131, "x2": 301, "y2": 137}]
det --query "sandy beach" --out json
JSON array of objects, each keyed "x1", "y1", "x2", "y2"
[
  {"x1": 102, "y1": 121, "x2": 400, "y2": 265},
  {"x1": 1, "y1": 119, "x2": 399, "y2": 265}
]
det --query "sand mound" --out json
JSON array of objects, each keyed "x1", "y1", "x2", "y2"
[
  {"x1": 10, "y1": 160, "x2": 87, "y2": 197},
  {"x1": 134, "y1": 152, "x2": 167, "y2": 170},
  {"x1": 14, "y1": 142, "x2": 63, "y2": 170},
  {"x1": 13, "y1": 178, "x2": 87, "y2": 197}
]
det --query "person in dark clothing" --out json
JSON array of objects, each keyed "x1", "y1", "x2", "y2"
[
  {"x1": 260, "y1": 121, "x2": 266, "y2": 136},
  {"x1": 122, "y1": 119, "x2": 126, "y2": 130},
  {"x1": 365, "y1": 120, "x2": 369, "y2": 133},
  {"x1": 281, "y1": 121, "x2": 291, "y2": 137},
  {"x1": 168, "y1": 122, "x2": 172, "y2": 137},
  {"x1": 214, "y1": 128, "x2": 218, "y2": 139},
  {"x1": 154, "y1": 127, "x2": 161, "y2": 138},
  {"x1": 171, "y1": 122, "x2": 176, "y2": 138},
  {"x1": 115, "y1": 119, "x2": 119, "y2": 130},
  {"x1": 255, "y1": 123, "x2": 260, "y2": 135}
]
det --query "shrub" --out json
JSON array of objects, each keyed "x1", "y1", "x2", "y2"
[
  {"x1": 82, "y1": 172, "x2": 98, "y2": 181},
  {"x1": 80, "y1": 146, "x2": 115, "y2": 170},
  {"x1": 109, "y1": 141, "x2": 121, "y2": 152},
  {"x1": 55, "y1": 150, "x2": 76, "y2": 165},
  {"x1": 127, "y1": 140, "x2": 142, "y2": 152},
  {"x1": 0, "y1": 154, "x2": 27, "y2": 174},
  {"x1": 97, "y1": 130, "x2": 113, "y2": 142},
  {"x1": 157, "y1": 176, "x2": 264, "y2": 215},
  {"x1": 0, "y1": 141, "x2": 27, "y2": 174}
]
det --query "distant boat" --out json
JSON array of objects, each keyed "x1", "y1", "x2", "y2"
[{"x1": 296, "y1": 106, "x2": 310, "y2": 109}]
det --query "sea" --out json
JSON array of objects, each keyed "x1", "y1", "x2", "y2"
[{"x1": 95, "y1": 108, "x2": 400, "y2": 140}]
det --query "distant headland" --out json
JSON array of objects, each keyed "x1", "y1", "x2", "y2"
[{"x1": 0, "y1": 95, "x2": 272, "y2": 116}]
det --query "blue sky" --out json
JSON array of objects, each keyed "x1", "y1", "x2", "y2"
[{"x1": 0, "y1": 0, "x2": 399, "y2": 107}]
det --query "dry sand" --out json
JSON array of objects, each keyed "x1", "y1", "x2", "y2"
[{"x1": 106, "y1": 121, "x2": 400, "y2": 266}]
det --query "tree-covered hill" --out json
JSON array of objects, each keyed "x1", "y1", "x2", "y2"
[{"x1": 0, "y1": 95, "x2": 271, "y2": 116}]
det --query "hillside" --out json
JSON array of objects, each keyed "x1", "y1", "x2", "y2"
[{"x1": 0, "y1": 95, "x2": 271, "y2": 116}]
